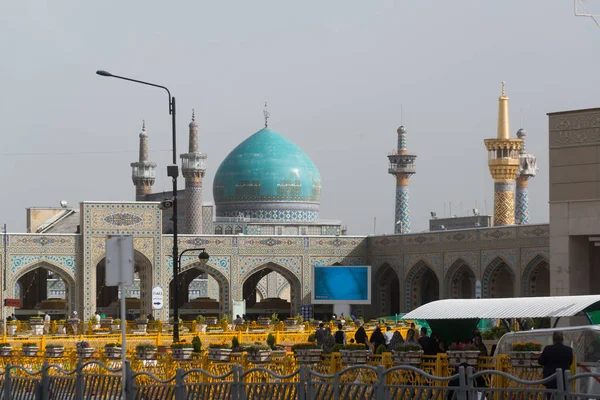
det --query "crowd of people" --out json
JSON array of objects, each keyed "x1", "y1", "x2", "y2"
[{"x1": 313, "y1": 321, "x2": 492, "y2": 356}]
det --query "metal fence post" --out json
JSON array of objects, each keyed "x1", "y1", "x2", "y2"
[
  {"x1": 459, "y1": 366, "x2": 471, "y2": 400},
  {"x1": 40, "y1": 361, "x2": 49, "y2": 400},
  {"x1": 231, "y1": 364, "x2": 241, "y2": 400},
  {"x1": 297, "y1": 366, "x2": 306, "y2": 400},
  {"x1": 305, "y1": 366, "x2": 314, "y2": 400},
  {"x1": 125, "y1": 361, "x2": 135, "y2": 400},
  {"x1": 74, "y1": 360, "x2": 84, "y2": 399},
  {"x1": 375, "y1": 365, "x2": 385, "y2": 400},
  {"x1": 174, "y1": 368, "x2": 185, "y2": 400},
  {"x1": 333, "y1": 370, "x2": 340, "y2": 400},
  {"x1": 4, "y1": 363, "x2": 11, "y2": 400},
  {"x1": 555, "y1": 368, "x2": 566, "y2": 400}
]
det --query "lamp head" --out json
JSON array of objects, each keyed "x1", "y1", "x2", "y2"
[
  {"x1": 197, "y1": 250, "x2": 210, "y2": 266},
  {"x1": 96, "y1": 70, "x2": 113, "y2": 77}
]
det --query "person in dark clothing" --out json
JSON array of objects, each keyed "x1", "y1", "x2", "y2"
[
  {"x1": 334, "y1": 323, "x2": 346, "y2": 345},
  {"x1": 370, "y1": 327, "x2": 386, "y2": 352},
  {"x1": 473, "y1": 334, "x2": 488, "y2": 356},
  {"x1": 354, "y1": 325, "x2": 367, "y2": 345},
  {"x1": 147, "y1": 313, "x2": 155, "y2": 321},
  {"x1": 418, "y1": 327, "x2": 437, "y2": 356},
  {"x1": 538, "y1": 331, "x2": 573, "y2": 391},
  {"x1": 315, "y1": 323, "x2": 325, "y2": 346}
]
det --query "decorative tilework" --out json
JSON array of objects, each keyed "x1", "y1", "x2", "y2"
[
  {"x1": 309, "y1": 257, "x2": 366, "y2": 267},
  {"x1": 521, "y1": 254, "x2": 549, "y2": 296},
  {"x1": 238, "y1": 257, "x2": 302, "y2": 281},
  {"x1": 515, "y1": 186, "x2": 529, "y2": 225},
  {"x1": 480, "y1": 228, "x2": 514, "y2": 240},
  {"x1": 88, "y1": 205, "x2": 159, "y2": 232},
  {"x1": 443, "y1": 252, "x2": 478, "y2": 274},
  {"x1": 308, "y1": 238, "x2": 366, "y2": 250},
  {"x1": 103, "y1": 212, "x2": 142, "y2": 227},
  {"x1": 218, "y1": 208, "x2": 319, "y2": 222},
  {"x1": 403, "y1": 234, "x2": 438, "y2": 246},
  {"x1": 481, "y1": 249, "x2": 516, "y2": 269},
  {"x1": 443, "y1": 231, "x2": 475, "y2": 243},
  {"x1": 395, "y1": 186, "x2": 411, "y2": 234},
  {"x1": 518, "y1": 225, "x2": 549, "y2": 238},
  {"x1": 405, "y1": 260, "x2": 439, "y2": 311},
  {"x1": 178, "y1": 256, "x2": 231, "y2": 278},
  {"x1": 404, "y1": 253, "x2": 441, "y2": 275},
  {"x1": 11, "y1": 236, "x2": 76, "y2": 247},
  {"x1": 10, "y1": 255, "x2": 75, "y2": 277},
  {"x1": 481, "y1": 257, "x2": 515, "y2": 298},
  {"x1": 372, "y1": 236, "x2": 402, "y2": 247},
  {"x1": 520, "y1": 247, "x2": 549, "y2": 271},
  {"x1": 493, "y1": 183, "x2": 515, "y2": 226}
]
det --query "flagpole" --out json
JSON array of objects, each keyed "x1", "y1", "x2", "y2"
[{"x1": 2, "y1": 224, "x2": 6, "y2": 338}]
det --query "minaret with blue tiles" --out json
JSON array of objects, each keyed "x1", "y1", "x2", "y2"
[
  {"x1": 515, "y1": 128, "x2": 537, "y2": 224},
  {"x1": 388, "y1": 126, "x2": 417, "y2": 234}
]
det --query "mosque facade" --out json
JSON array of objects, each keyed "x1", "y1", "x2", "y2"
[{"x1": 2, "y1": 86, "x2": 554, "y2": 322}]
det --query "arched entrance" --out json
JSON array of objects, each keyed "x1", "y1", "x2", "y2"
[
  {"x1": 255, "y1": 272, "x2": 291, "y2": 303},
  {"x1": 405, "y1": 261, "x2": 439, "y2": 311},
  {"x1": 11, "y1": 262, "x2": 75, "y2": 319},
  {"x1": 173, "y1": 262, "x2": 230, "y2": 317},
  {"x1": 522, "y1": 255, "x2": 550, "y2": 297},
  {"x1": 95, "y1": 251, "x2": 153, "y2": 318},
  {"x1": 375, "y1": 263, "x2": 400, "y2": 316},
  {"x1": 482, "y1": 257, "x2": 515, "y2": 298},
  {"x1": 242, "y1": 262, "x2": 301, "y2": 319},
  {"x1": 445, "y1": 259, "x2": 476, "y2": 299}
]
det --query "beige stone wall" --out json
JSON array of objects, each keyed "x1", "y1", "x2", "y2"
[
  {"x1": 26, "y1": 208, "x2": 64, "y2": 233},
  {"x1": 548, "y1": 108, "x2": 600, "y2": 299}
]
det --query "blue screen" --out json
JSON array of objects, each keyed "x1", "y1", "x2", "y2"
[{"x1": 313, "y1": 266, "x2": 369, "y2": 301}]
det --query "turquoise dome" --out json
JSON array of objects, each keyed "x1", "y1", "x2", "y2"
[{"x1": 213, "y1": 128, "x2": 321, "y2": 222}]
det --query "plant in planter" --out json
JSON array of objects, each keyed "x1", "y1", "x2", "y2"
[
  {"x1": 231, "y1": 336, "x2": 244, "y2": 353},
  {"x1": 207, "y1": 342, "x2": 232, "y2": 362},
  {"x1": 135, "y1": 343, "x2": 158, "y2": 360},
  {"x1": 192, "y1": 336, "x2": 202, "y2": 353},
  {"x1": 171, "y1": 341, "x2": 194, "y2": 361},
  {"x1": 447, "y1": 343, "x2": 480, "y2": 366},
  {"x1": 111, "y1": 319, "x2": 121, "y2": 332},
  {"x1": 266, "y1": 333, "x2": 276, "y2": 349},
  {"x1": 307, "y1": 333, "x2": 316, "y2": 343},
  {"x1": 296, "y1": 314, "x2": 304, "y2": 324},
  {"x1": 509, "y1": 342, "x2": 542, "y2": 367},
  {"x1": 195, "y1": 315, "x2": 207, "y2": 332},
  {"x1": 104, "y1": 343, "x2": 122, "y2": 359},
  {"x1": 22, "y1": 342, "x2": 39, "y2": 356},
  {"x1": 0, "y1": 342, "x2": 12, "y2": 356},
  {"x1": 45, "y1": 344, "x2": 65, "y2": 358},
  {"x1": 76, "y1": 340, "x2": 95, "y2": 358},
  {"x1": 292, "y1": 342, "x2": 322, "y2": 363},
  {"x1": 331, "y1": 344, "x2": 342, "y2": 353},
  {"x1": 246, "y1": 343, "x2": 272, "y2": 363},
  {"x1": 376, "y1": 344, "x2": 387, "y2": 355},
  {"x1": 271, "y1": 313, "x2": 279, "y2": 324},
  {"x1": 392, "y1": 343, "x2": 423, "y2": 366},
  {"x1": 340, "y1": 343, "x2": 369, "y2": 365}
]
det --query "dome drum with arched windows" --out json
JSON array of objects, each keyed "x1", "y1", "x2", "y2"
[{"x1": 213, "y1": 128, "x2": 322, "y2": 222}]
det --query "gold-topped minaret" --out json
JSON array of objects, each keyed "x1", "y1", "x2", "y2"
[{"x1": 484, "y1": 82, "x2": 523, "y2": 226}]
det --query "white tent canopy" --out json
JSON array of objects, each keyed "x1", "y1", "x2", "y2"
[{"x1": 402, "y1": 295, "x2": 600, "y2": 320}]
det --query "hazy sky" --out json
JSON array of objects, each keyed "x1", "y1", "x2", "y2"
[{"x1": 1, "y1": 1, "x2": 599, "y2": 235}]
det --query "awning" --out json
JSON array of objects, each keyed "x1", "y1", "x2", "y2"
[{"x1": 402, "y1": 295, "x2": 600, "y2": 320}]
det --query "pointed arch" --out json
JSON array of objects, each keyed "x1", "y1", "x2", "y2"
[
  {"x1": 444, "y1": 258, "x2": 476, "y2": 299},
  {"x1": 521, "y1": 254, "x2": 550, "y2": 296},
  {"x1": 405, "y1": 260, "x2": 439, "y2": 311},
  {"x1": 241, "y1": 262, "x2": 301, "y2": 315},
  {"x1": 482, "y1": 256, "x2": 515, "y2": 298},
  {"x1": 178, "y1": 261, "x2": 231, "y2": 316},
  {"x1": 375, "y1": 263, "x2": 401, "y2": 316},
  {"x1": 10, "y1": 261, "x2": 76, "y2": 315}
]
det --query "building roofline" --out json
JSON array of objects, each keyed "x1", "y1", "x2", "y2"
[{"x1": 547, "y1": 107, "x2": 600, "y2": 116}]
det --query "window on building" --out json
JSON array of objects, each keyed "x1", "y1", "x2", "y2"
[
  {"x1": 215, "y1": 226, "x2": 223, "y2": 235},
  {"x1": 225, "y1": 226, "x2": 233, "y2": 235},
  {"x1": 277, "y1": 227, "x2": 283, "y2": 235},
  {"x1": 301, "y1": 227, "x2": 307, "y2": 235},
  {"x1": 234, "y1": 226, "x2": 243, "y2": 234}
]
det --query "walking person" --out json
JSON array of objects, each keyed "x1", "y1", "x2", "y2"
[
  {"x1": 334, "y1": 323, "x2": 347, "y2": 345},
  {"x1": 538, "y1": 331, "x2": 573, "y2": 398}
]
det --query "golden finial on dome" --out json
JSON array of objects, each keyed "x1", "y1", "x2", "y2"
[{"x1": 501, "y1": 81, "x2": 506, "y2": 97}]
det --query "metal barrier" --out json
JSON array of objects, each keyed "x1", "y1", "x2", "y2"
[{"x1": 0, "y1": 362, "x2": 597, "y2": 400}]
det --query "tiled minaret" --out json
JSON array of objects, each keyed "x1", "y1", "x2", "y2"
[
  {"x1": 388, "y1": 125, "x2": 417, "y2": 234},
  {"x1": 130, "y1": 121, "x2": 157, "y2": 200},
  {"x1": 484, "y1": 82, "x2": 523, "y2": 226},
  {"x1": 515, "y1": 128, "x2": 537, "y2": 224},
  {"x1": 180, "y1": 110, "x2": 207, "y2": 234}
]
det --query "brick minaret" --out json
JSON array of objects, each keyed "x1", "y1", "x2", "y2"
[
  {"x1": 180, "y1": 110, "x2": 207, "y2": 234},
  {"x1": 388, "y1": 125, "x2": 417, "y2": 234},
  {"x1": 130, "y1": 121, "x2": 156, "y2": 200},
  {"x1": 515, "y1": 128, "x2": 537, "y2": 224},
  {"x1": 484, "y1": 82, "x2": 523, "y2": 226}
]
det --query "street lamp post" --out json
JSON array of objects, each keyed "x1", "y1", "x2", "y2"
[
  {"x1": 96, "y1": 70, "x2": 184, "y2": 340},
  {"x1": 175, "y1": 248, "x2": 210, "y2": 331}
]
